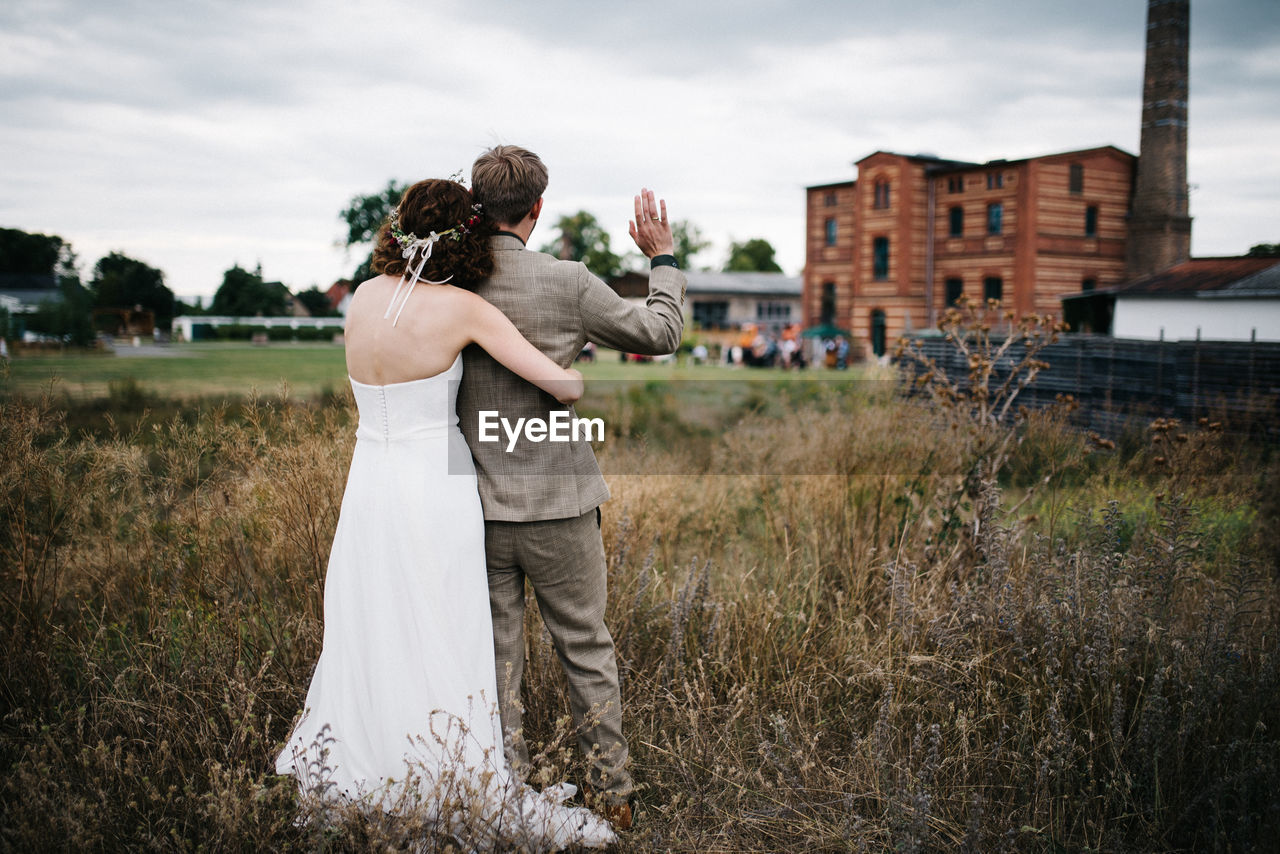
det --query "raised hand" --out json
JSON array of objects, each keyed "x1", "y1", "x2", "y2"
[{"x1": 628, "y1": 188, "x2": 675, "y2": 259}]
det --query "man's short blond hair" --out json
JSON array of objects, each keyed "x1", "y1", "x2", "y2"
[{"x1": 471, "y1": 145, "x2": 549, "y2": 227}]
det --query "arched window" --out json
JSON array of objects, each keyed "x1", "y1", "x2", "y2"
[{"x1": 873, "y1": 180, "x2": 891, "y2": 210}]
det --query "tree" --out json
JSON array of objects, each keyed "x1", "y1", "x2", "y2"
[
  {"x1": 0, "y1": 227, "x2": 91, "y2": 344},
  {"x1": 90, "y1": 252, "x2": 174, "y2": 322},
  {"x1": 724, "y1": 238, "x2": 782, "y2": 273},
  {"x1": 174, "y1": 295, "x2": 206, "y2": 316},
  {"x1": 0, "y1": 227, "x2": 73, "y2": 279},
  {"x1": 341, "y1": 180, "x2": 407, "y2": 285},
  {"x1": 26, "y1": 279, "x2": 94, "y2": 346},
  {"x1": 1247, "y1": 242, "x2": 1280, "y2": 257},
  {"x1": 539, "y1": 211, "x2": 623, "y2": 280},
  {"x1": 294, "y1": 286, "x2": 335, "y2": 317},
  {"x1": 211, "y1": 264, "x2": 289, "y2": 316},
  {"x1": 671, "y1": 220, "x2": 712, "y2": 271}
]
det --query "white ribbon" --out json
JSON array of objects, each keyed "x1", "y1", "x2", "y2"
[{"x1": 383, "y1": 231, "x2": 454, "y2": 326}]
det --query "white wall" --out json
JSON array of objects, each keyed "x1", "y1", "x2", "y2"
[
  {"x1": 1112, "y1": 298, "x2": 1280, "y2": 341},
  {"x1": 171, "y1": 315, "x2": 346, "y2": 341}
]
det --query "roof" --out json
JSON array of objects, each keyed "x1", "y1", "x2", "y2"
[
  {"x1": 857, "y1": 150, "x2": 978, "y2": 170},
  {"x1": 806, "y1": 179, "x2": 857, "y2": 191},
  {"x1": 1105, "y1": 257, "x2": 1280, "y2": 298},
  {"x1": 855, "y1": 144, "x2": 1135, "y2": 175},
  {"x1": 683, "y1": 270, "x2": 802, "y2": 297},
  {"x1": 1203, "y1": 260, "x2": 1280, "y2": 298},
  {"x1": 0, "y1": 288, "x2": 64, "y2": 307},
  {"x1": 610, "y1": 269, "x2": 803, "y2": 298}
]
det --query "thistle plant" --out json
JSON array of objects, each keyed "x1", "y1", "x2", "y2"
[{"x1": 894, "y1": 296, "x2": 1068, "y2": 549}]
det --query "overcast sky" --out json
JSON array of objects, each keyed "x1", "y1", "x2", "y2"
[{"x1": 3, "y1": 0, "x2": 1278, "y2": 300}]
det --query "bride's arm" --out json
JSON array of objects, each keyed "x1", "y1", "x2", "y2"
[{"x1": 463, "y1": 292, "x2": 584, "y2": 405}]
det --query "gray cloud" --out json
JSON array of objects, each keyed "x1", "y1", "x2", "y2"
[{"x1": 1, "y1": 0, "x2": 1277, "y2": 295}]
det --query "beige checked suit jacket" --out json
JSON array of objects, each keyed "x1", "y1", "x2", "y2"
[{"x1": 457, "y1": 234, "x2": 686, "y2": 521}]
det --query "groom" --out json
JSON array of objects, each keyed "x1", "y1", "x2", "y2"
[{"x1": 457, "y1": 144, "x2": 686, "y2": 829}]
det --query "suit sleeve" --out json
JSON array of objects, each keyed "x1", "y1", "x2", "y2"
[{"x1": 578, "y1": 264, "x2": 686, "y2": 355}]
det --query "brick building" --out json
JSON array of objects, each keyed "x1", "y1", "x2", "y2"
[
  {"x1": 806, "y1": 147, "x2": 1136, "y2": 356},
  {"x1": 805, "y1": 0, "x2": 1193, "y2": 358}
]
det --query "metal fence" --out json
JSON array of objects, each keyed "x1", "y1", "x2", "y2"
[{"x1": 901, "y1": 334, "x2": 1280, "y2": 440}]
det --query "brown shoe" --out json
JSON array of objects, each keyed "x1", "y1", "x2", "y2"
[
  {"x1": 600, "y1": 800, "x2": 632, "y2": 832},
  {"x1": 584, "y1": 785, "x2": 635, "y2": 832}
]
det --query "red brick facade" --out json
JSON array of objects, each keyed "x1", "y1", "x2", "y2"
[{"x1": 804, "y1": 147, "x2": 1137, "y2": 356}]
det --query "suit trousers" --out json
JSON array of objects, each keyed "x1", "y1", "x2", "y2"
[{"x1": 484, "y1": 509, "x2": 633, "y2": 800}]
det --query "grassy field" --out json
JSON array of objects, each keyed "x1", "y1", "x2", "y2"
[
  {"x1": 3, "y1": 341, "x2": 860, "y2": 400},
  {"x1": 4, "y1": 342, "x2": 352, "y2": 399},
  {"x1": 2, "y1": 337, "x2": 1278, "y2": 851}
]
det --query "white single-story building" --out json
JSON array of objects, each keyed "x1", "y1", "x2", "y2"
[
  {"x1": 609, "y1": 269, "x2": 803, "y2": 333},
  {"x1": 1062, "y1": 256, "x2": 1280, "y2": 341},
  {"x1": 171, "y1": 315, "x2": 346, "y2": 341}
]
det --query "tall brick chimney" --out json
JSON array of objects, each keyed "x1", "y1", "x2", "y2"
[{"x1": 1126, "y1": 0, "x2": 1193, "y2": 279}]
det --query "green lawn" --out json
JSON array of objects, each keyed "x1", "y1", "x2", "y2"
[
  {"x1": 3, "y1": 342, "x2": 351, "y2": 399},
  {"x1": 3, "y1": 342, "x2": 876, "y2": 401}
]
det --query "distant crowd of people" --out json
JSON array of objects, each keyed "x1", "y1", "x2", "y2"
[
  {"x1": 593, "y1": 330, "x2": 856, "y2": 370},
  {"x1": 719, "y1": 329, "x2": 807, "y2": 369}
]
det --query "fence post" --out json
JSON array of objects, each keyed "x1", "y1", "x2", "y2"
[
  {"x1": 1107, "y1": 337, "x2": 1116, "y2": 433},
  {"x1": 1156, "y1": 328, "x2": 1166, "y2": 416},
  {"x1": 1075, "y1": 337, "x2": 1084, "y2": 427},
  {"x1": 1250, "y1": 328, "x2": 1258, "y2": 419},
  {"x1": 1192, "y1": 327, "x2": 1202, "y2": 422}
]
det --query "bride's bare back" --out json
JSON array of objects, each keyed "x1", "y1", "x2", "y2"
[{"x1": 344, "y1": 275, "x2": 582, "y2": 403}]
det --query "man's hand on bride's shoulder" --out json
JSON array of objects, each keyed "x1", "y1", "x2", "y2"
[{"x1": 628, "y1": 188, "x2": 675, "y2": 259}]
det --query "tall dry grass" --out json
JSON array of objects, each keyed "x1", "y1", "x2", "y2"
[{"x1": 1, "y1": 363, "x2": 1278, "y2": 851}]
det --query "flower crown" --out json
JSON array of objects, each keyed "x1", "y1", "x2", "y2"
[
  {"x1": 388, "y1": 203, "x2": 483, "y2": 252},
  {"x1": 382, "y1": 193, "x2": 484, "y2": 325}
]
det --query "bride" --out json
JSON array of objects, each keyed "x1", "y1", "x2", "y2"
[{"x1": 275, "y1": 177, "x2": 615, "y2": 849}]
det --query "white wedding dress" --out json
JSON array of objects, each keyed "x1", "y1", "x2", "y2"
[{"x1": 276, "y1": 353, "x2": 615, "y2": 851}]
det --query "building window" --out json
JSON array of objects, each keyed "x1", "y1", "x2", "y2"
[
  {"x1": 1069, "y1": 163, "x2": 1084, "y2": 194},
  {"x1": 824, "y1": 192, "x2": 838, "y2": 206},
  {"x1": 872, "y1": 236, "x2": 890, "y2": 280},
  {"x1": 1082, "y1": 277, "x2": 1096, "y2": 292},
  {"x1": 948, "y1": 206, "x2": 964, "y2": 238},
  {"x1": 948, "y1": 176, "x2": 965, "y2": 194},
  {"x1": 987, "y1": 202, "x2": 1003, "y2": 235},
  {"x1": 873, "y1": 180, "x2": 891, "y2": 210},
  {"x1": 1085, "y1": 205, "x2": 1098, "y2": 237},
  {"x1": 757, "y1": 301, "x2": 792, "y2": 321},
  {"x1": 945, "y1": 278, "x2": 964, "y2": 307},
  {"x1": 983, "y1": 276, "x2": 1003, "y2": 303},
  {"x1": 820, "y1": 282, "x2": 836, "y2": 324},
  {"x1": 987, "y1": 172, "x2": 1004, "y2": 190},
  {"x1": 824, "y1": 217, "x2": 837, "y2": 246},
  {"x1": 692, "y1": 301, "x2": 729, "y2": 329}
]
